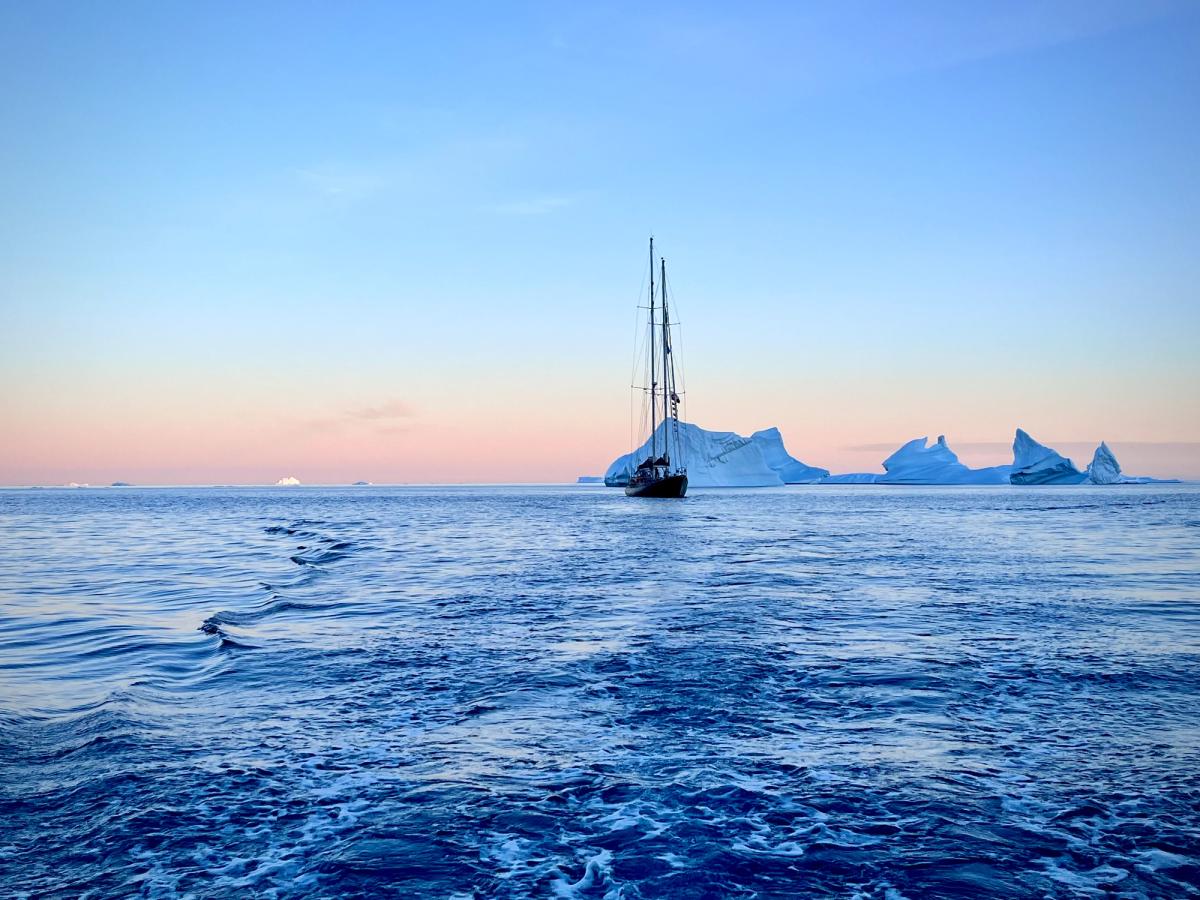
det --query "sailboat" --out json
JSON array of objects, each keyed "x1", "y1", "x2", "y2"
[{"x1": 626, "y1": 238, "x2": 688, "y2": 498}]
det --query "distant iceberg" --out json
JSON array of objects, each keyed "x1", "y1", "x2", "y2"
[
  {"x1": 875, "y1": 435, "x2": 1011, "y2": 485},
  {"x1": 604, "y1": 421, "x2": 828, "y2": 487},
  {"x1": 1081, "y1": 440, "x2": 1169, "y2": 484},
  {"x1": 1010, "y1": 429, "x2": 1086, "y2": 485},
  {"x1": 1084, "y1": 442, "x2": 1121, "y2": 485},
  {"x1": 576, "y1": 476, "x2": 604, "y2": 484},
  {"x1": 275, "y1": 476, "x2": 302, "y2": 486},
  {"x1": 812, "y1": 429, "x2": 1177, "y2": 486},
  {"x1": 600, "y1": 424, "x2": 1178, "y2": 489},
  {"x1": 820, "y1": 473, "x2": 880, "y2": 484}
]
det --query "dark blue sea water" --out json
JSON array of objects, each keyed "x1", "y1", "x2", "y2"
[{"x1": 1, "y1": 485, "x2": 1198, "y2": 899}]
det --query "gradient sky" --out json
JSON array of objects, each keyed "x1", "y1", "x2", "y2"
[{"x1": 2, "y1": 1, "x2": 1198, "y2": 484}]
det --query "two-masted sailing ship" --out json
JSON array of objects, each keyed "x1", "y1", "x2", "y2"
[{"x1": 626, "y1": 238, "x2": 688, "y2": 498}]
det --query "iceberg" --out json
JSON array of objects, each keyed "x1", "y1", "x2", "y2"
[
  {"x1": 819, "y1": 473, "x2": 879, "y2": 484},
  {"x1": 1081, "y1": 441, "x2": 1171, "y2": 484},
  {"x1": 1084, "y1": 442, "x2": 1122, "y2": 485},
  {"x1": 751, "y1": 427, "x2": 830, "y2": 483},
  {"x1": 603, "y1": 424, "x2": 1182, "y2": 489},
  {"x1": 275, "y1": 476, "x2": 302, "y2": 486},
  {"x1": 604, "y1": 421, "x2": 828, "y2": 488},
  {"x1": 1010, "y1": 429, "x2": 1085, "y2": 485},
  {"x1": 876, "y1": 435, "x2": 1011, "y2": 485},
  {"x1": 576, "y1": 476, "x2": 604, "y2": 484}
]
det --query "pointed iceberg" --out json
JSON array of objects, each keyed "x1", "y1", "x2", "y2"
[
  {"x1": 1084, "y1": 442, "x2": 1122, "y2": 484},
  {"x1": 876, "y1": 435, "x2": 1011, "y2": 485},
  {"x1": 604, "y1": 422, "x2": 828, "y2": 487},
  {"x1": 1009, "y1": 429, "x2": 1085, "y2": 485},
  {"x1": 1081, "y1": 442, "x2": 1172, "y2": 484}
]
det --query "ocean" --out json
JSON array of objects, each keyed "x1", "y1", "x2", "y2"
[{"x1": 1, "y1": 485, "x2": 1198, "y2": 898}]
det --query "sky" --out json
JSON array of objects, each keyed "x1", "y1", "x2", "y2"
[{"x1": 1, "y1": 0, "x2": 1198, "y2": 484}]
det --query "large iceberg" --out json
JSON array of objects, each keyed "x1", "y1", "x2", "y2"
[
  {"x1": 604, "y1": 421, "x2": 828, "y2": 487},
  {"x1": 1010, "y1": 429, "x2": 1086, "y2": 485},
  {"x1": 876, "y1": 435, "x2": 1011, "y2": 485}
]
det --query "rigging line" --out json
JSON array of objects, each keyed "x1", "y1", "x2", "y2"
[{"x1": 628, "y1": 253, "x2": 651, "y2": 463}]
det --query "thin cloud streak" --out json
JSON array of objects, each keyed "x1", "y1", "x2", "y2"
[
  {"x1": 290, "y1": 399, "x2": 416, "y2": 435},
  {"x1": 347, "y1": 400, "x2": 414, "y2": 421}
]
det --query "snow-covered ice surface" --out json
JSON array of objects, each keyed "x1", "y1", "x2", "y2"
[
  {"x1": 2, "y1": 485, "x2": 1198, "y2": 898},
  {"x1": 604, "y1": 421, "x2": 827, "y2": 487}
]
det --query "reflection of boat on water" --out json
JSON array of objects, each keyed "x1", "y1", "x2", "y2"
[{"x1": 626, "y1": 238, "x2": 688, "y2": 499}]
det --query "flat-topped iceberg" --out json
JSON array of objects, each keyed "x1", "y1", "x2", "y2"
[
  {"x1": 820, "y1": 472, "x2": 880, "y2": 484},
  {"x1": 876, "y1": 435, "x2": 1011, "y2": 485},
  {"x1": 604, "y1": 421, "x2": 828, "y2": 487}
]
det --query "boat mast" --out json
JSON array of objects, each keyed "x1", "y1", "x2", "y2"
[
  {"x1": 648, "y1": 237, "x2": 657, "y2": 461},
  {"x1": 661, "y1": 256, "x2": 670, "y2": 466},
  {"x1": 663, "y1": 259, "x2": 681, "y2": 471}
]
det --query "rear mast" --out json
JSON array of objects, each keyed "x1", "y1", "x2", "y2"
[
  {"x1": 662, "y1": 258, "x2": 681, "y2": 473},
  {"x1": 661, "y1": 256, "x2": 670, "y2": 468}
]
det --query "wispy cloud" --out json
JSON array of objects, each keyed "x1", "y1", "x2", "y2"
[
  {"x1": 346, "y1": 399, "x2": 413, "y2": 421},
  {"x1": 290, "y1": 399, "x2": 415, "y2": 435}
]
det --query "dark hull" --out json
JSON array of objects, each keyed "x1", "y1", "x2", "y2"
[{"x1": 624, "y1": 474, "x2": 688, "y2": 498}]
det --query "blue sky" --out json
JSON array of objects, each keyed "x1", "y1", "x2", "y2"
[{"x1": 1, "y1": 1, "x2": 1198, "y2": 482}]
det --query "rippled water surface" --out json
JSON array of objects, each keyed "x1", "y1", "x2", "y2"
[{"x1": 1, "y1": 485, "x2": 1198, "y2": 898}]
